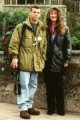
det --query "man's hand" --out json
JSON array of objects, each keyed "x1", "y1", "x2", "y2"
[{"x1": 10, "y1": 58, "x2": 18, "y2": 69}]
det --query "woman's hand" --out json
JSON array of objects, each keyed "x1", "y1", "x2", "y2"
[{"x1": 64, "y1": 63, "x2": 68, "y2": 68}]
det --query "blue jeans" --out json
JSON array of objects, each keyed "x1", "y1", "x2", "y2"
[{"x1": 17, "y1": 71, "x2": 38, "y2": 111}]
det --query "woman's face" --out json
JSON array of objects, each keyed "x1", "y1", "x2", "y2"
[{"x1": 49, "y1": 10, "x2": 58, "y2": 22}]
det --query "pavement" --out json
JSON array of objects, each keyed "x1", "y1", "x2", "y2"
[{"x1": 0, "y1": 103, "x2": 80, "y2": 120}]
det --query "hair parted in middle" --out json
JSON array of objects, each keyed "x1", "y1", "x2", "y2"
[{"x1": 46, "y1": 7, "x2": 65, "y2": 35}]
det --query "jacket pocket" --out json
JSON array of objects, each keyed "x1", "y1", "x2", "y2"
[
  {"x1": 34, "y1": 54, "x2": 45, "y2": 71},
  {"x1": 20, "y1": 51, "x2": 33, "y2": 70}
]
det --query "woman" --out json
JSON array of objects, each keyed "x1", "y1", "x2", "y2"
[{"x1": 44, "y1": 7, "x2": 71, "y2": 115}]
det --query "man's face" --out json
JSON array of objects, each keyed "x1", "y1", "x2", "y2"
[{"x1": 30, "y1": 8, "x2": 40, "y2": 22}]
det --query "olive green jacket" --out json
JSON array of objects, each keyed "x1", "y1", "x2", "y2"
[{"x1": 8, "y1": 18, "x2": 47, "y2": 72}]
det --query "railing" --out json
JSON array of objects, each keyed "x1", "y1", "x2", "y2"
[
  {"x1": 73, "y1": 1, "x2": 80, "y2": 12},
  {"x1": 4, "y1": 0, "x2": 63, "y2": 5}
]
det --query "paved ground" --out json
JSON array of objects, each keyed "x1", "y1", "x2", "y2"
[{"x1": 0, "y1": 103, "x2": 80, "y2": 120}]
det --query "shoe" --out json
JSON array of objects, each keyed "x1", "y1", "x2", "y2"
[
  {"x1": 57, "y1": 111, "x2": 65, "y2": 116},
  {"x1": 28, "y1": 108, "x2": 40, "y2": 115},
  {"x1": 20, "y1": 110, "x2": 30, "y2": 119},
  {"x1": 47, "y1": 110, "x2": 54, "y2": 115}
]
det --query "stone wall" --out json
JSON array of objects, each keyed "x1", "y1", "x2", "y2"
[
  {"x1": 0, "y1": 0, "x2": 2, "y2": 4},
  {"x1": 1, "y1": 5, "x2": 66, "y2": 18},
  {"x1": 0, "y1": 0, "x2": 3, "y2": 11},
  {"x1": 2, "y1": 5, "x2": 66, "y2": 12},
  {"x1": 0, "y1": 50, "x2": 80, "y2": 113}
]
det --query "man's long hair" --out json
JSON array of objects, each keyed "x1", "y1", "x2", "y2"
[{"x1": 46, "y1": 7, "x2": 65, "y2": 35}]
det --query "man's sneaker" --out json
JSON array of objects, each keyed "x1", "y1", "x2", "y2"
[
  {"x1": 28, "y1": 108, "x2": 40, "y2": 115},
  {"x1": 20, "y1": 110, "x2": 30, "y2": 119}
]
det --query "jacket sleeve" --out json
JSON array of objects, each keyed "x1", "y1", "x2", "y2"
[
  {"x1": 63, "y1": 26, "x2": 72, "y2": 64},
  {"x1": 42, "y1": 29, "x2": 47, "y2": 61},
  {"x1": 43, "y1": 38, "x2": 47, "y2": 61},
  {"x1": 8, "y1": 24, "x2": 22, "y2": 58}
]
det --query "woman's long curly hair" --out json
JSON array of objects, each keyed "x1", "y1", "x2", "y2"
[{"x1": 46, "y1": 7, "x2": 65, "y2": 35}]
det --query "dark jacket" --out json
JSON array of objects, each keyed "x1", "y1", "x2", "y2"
[{"x1": 45, "y1": 26, "x2": 72, "y2": 72}]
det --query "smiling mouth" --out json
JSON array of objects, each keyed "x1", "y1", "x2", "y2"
[{"x1": 52, "y1": 17, "x2": 57, "y2": 19}]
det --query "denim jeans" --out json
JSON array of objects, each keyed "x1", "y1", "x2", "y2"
[{"x1": 17, "y1": 71, "x2": 38, "y2": 111}]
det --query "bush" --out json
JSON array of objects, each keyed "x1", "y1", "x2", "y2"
[
  {"x1": 0, "y1": 11, "x2": 46, "y2": 32},
  {"x1": 0, "y1": 11, "x2": 46, "y2": 50},
  {"x1": 0, "y1": 11, "x2": 28, "y2": 50},
  {"x1": 5, "y1": 12, "x2": 28, "y2": 31},
  {"x1": 1, "y1": 11, "x2": 80, "y2": 50},
  {"x1": 67, "y1": 12, "x2": 80, "y2": 50},
  {"x1": 71, "y1": 36, "x2": 80, "y2": 50}
]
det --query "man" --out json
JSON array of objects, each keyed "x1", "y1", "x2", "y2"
[{"x1": 8, "y1": 6, "x2": 47, "y2": 119}]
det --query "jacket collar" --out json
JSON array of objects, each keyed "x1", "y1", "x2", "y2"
[
  {"x1": 23, "y1": 18, "x2": 45, "y2": 37},
  {"x1": 24, "y1": 17, "x2": 44, "y2": 30}
]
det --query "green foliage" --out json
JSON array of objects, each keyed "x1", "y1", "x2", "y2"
[
  {"x1": 0, "y1": 11, "x2": 28, "y2": 33},
  {"x1": 0, "y1": 12, "x2": 5, "y2": 21},
  {"x1": 0, "y1": 11, "x2": 46, "y2": 32},
  {"x1": 71, "y1": 36, "x2": 80, "y2": 50},
  {"x1": 0, "y1": 11, "x2": 46, "y2": 50},
  {"x1": 40, "y1": 11, "x2": 46, "y2": 21},
  {"x1": 1, "y1": 10, "x2": 80, "y2": 50},
  {"x1": 0, "y1": 11, "x2": 28, "y2": 50},
  {"x1": 5, "y1": 12, "x2": 28, "y2": 31},
  {"x1": 67, "y1": 12, "x2": 80, "y2": 50}
]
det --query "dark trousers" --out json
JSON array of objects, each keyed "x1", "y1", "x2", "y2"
[{"x1": 45, "y1": 71, "x2": 64, "y2": 113}]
